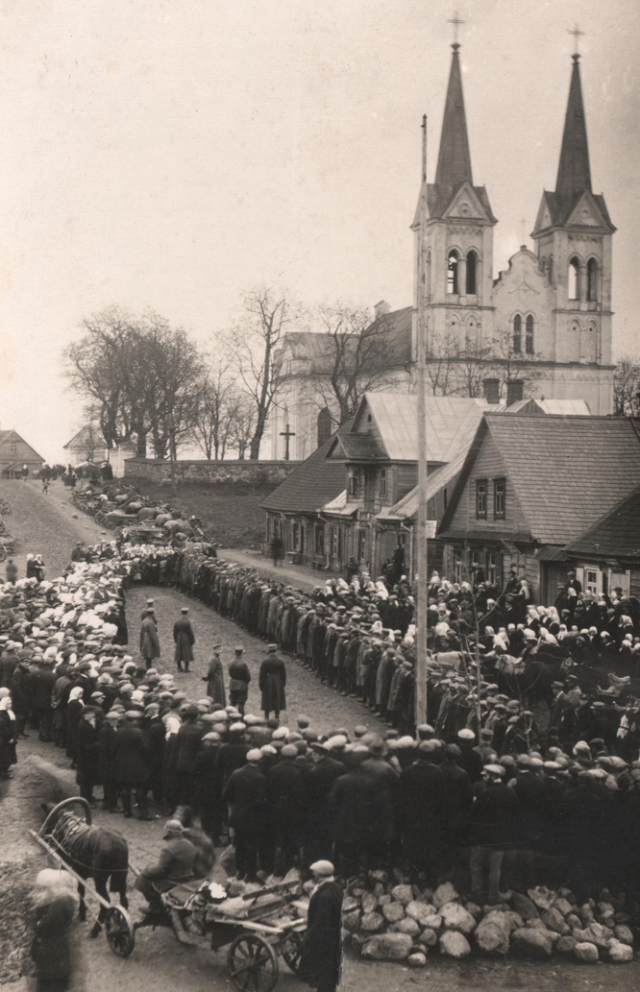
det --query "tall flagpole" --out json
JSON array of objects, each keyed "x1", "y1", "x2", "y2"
[{"x1": 415, "y1": 114, "x2": 429, "y2": 727}]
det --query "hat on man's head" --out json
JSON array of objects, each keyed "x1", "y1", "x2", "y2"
[
  {"x1": 310, "y1": 860, "x2": 334, "y2": 877},
  {"x1": 163, "y1": 819, "x2": 183, "y2": 839}
]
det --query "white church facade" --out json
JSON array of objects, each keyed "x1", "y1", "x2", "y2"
[{"x1": 268, "y1": 44, "x2": 615, "y2": 460}]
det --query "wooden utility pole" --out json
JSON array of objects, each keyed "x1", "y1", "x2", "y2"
[{"x1": 415, "y1": 113, "x2": 429, "y2": 727}]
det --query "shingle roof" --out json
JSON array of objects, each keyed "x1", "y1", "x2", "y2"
[
  {"x1": 356, "y1": 393, "x2": 496, "y2": 463},
  {"x1": 336, "y1": 433, "x2": 382, "y2": 460},
  {"x1": 260, "y1": 434, "x2": 346, "y2": 514},
  {"x1": 565, "y1": 486, "x2": 640, "y2": 560},
  {"x1": 484, "y1": 414, "x2": 640, "y2": 545}
]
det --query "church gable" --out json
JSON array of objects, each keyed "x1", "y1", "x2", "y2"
[
  {"x1": 442, "y1": 182, "x2": 491, "y2": 223},
  {"x1": 566, "y1": 190, "x2": 609, "y2": 230},
  {"x1": 494, "y1": 249, "x2": 548, "y2": 300}
]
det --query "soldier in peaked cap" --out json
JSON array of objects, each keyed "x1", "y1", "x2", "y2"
[
  {"x1": 259, "y1": 645, "x2": 286, "y2": 721},
  {"x1": 173, "y1": 607, "x2": 195, "y2": 673},
  {"x1": 228, "y1": 646, "x2": 251, "y2": 717}
]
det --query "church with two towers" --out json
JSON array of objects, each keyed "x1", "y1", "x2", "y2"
[{"x1": 269, "y1": 41, "x2": 615, "y2": 461}]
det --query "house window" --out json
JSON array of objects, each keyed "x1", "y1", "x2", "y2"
[
  {"x1": 568, "y1": 257, "x2": 580, "y2": 301},
  {"x1": 587, "y1": 258, "x2": 598, "y2": 302},
  {"x1": 447, "y1": 250, "x2": 460, "y2": 295},
  {"x1": 348, "y1": 471, "x2": 360, "y2": 497},
  {"x1": 379, "y1": 469, "x2": 387, "y2": 499},
  {"x1": 513, "y1": 314, "x2": 522, "y2": 353},
  {"x1": 525, "y1": 315, "x2": 534, "y2": 354},
  {"x1": 358, "y1": 530, "x2": 367, "y2": 561},
  {"x1": 332, "y1": 527, "x2": 342, "y2": 558},
  {"x1": 476, "y1": 479, "x2": 487, "y2": 519},
  {"x1": 315, "y1": 526, "x2": 325, "y2": 555},
  {"x1": 466, "y1": 250, "x2": 478, "y2": 294},
  {"x1": 506, "y1": 380, "x2": 524, "y2": 406},
  {"x1": 487, "y1": 552, "x2": 499, "y2": 584},
  {"x1": 494, "y1": 478, "x2": 506, "y2": 519},
  {"x1": 292, "y1": 522, "x2": 300, "y2": 550}
]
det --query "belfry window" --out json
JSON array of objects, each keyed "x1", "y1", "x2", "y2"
[
  {"x1": 447, "y1": 250, "x2": 460, "y2": 295},
  {"x1": 525, "y1": 315, "x2": 535, "y2": 355},
  {"x1": 568, "y1": 257, "x2": 580, "y2": 301},
  {"x1": 513, "y1": 314, "x2": 522, "y2": 353},
  {"x1": 466, "y1": 250, "x2": 478, "y2": 294},
  {"x1": 587, "y1": 258, "x2": 598, "y2": 302}
]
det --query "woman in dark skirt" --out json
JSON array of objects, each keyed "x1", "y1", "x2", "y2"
[{"x1": 65, "y1": 687, "x2": 84, "y2": 768}]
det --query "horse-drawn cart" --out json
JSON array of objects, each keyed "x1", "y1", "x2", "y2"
[
  {"x1": 29, "y1": 797, "x2": 135, "y2": 958},
  {"x1": 133, "y1": 876, "x2": 307, "y2": 992}
]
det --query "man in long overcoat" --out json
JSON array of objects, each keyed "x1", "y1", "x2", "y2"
[
  {"x1": 203, "y1": 646, "x2": 226, "y2": 706},
  {"x1": 109, "y1": 711, "x2": 150, "y2": 819},
  {"x1": 139, "y1": 609, "x2": 160, "y2": 670},
  {"x1": 173, "y1": 607, "x2": 195, "y2": 673},
  {"x1": 297, "y1": 860, "x2": 342, "y2": 992},
  {"x1": 259, "y1": 645, "x2": 286, "y2": 720}
]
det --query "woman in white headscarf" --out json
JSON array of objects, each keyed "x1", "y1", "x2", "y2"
[
  {"x1": 65, "y1": 687, "x2": 84, "y2": 768},
  {"x1": 0, "y1": 690, "x2": 17, "y2": 779}
]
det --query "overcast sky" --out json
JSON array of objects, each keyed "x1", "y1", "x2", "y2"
[{"x1": 0, "y1": 0, "x2": 637, "y2": 460}]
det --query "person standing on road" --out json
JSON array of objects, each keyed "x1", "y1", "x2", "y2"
[
  {"x1": 4, "y1": 559, "x2": 17, "y2": 584},
  {"x1": 297, "y1": 860, "x2": 343, "y2": 992},
  {"x1": 202, "y1": 645, "x2": 226, "y2": 706},
  {"x1": 110, "y1": 710, "x2": 150, "y2": 819},
  {"x1": 0, "y1": 690, "x2": 17, "y2": 783},
  {"x1": 173, "y1": 607, "x2": 195, "y2": 673},
  {"x1": 140, "y1": 607, "x2": 161, "y2": 670},
  {"x1": 228, "y1": 646, "x2": 251, "y2": 716},
  {"x1": 259, "y1": 645, "x2": 287, "y2": 720}
]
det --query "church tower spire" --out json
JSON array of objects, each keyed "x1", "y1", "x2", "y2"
[
  {"x1": 434, "y1": 44, "x2": 473, "y2": 193},
  {"x1": 555, "y1": 54, "x2": 592, "y2": 203}
]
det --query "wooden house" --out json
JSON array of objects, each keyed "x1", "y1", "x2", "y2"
[{"x1": 0, "y1": 429, "x2": 45, "y2": 478}]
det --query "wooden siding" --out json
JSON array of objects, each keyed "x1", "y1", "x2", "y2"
[
  {"x1": 446, "y1": 432, "x2": 530, "y2": 536},
  {"x1": 396, "y1": 464, "x2": 418, "y2": 502}
]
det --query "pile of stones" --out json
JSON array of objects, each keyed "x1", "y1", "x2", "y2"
[{"x1": 342, "y1": 875, "x2": 636, "y2": 966}]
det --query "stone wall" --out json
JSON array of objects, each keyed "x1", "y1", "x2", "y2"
[{"x1": 124, "y1": 458, "x2": 296, "y2": 486}]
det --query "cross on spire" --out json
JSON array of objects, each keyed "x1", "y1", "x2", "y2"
[
  {"x1": 279, "y1": 422, "x2": 296, "y2": 461},
  {"x1": 448, "y1": 10, "x2": 465, "y2": 49},
  {"x1": 568, "y1": 23, "x2": 585, "y2": 57}
]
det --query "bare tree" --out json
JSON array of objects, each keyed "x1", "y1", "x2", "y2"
[
  {"x1": 228, "y1": 392, "x2": 257, "y2": 460},
  {"x1": 307, "y1": 304, "x2": 404, "y2": 425},
  {"x1": 488, "y1": 326, "x2": 545, "y2": 399},
  {"x1": 425, "y1": 327, "x2": 460, "y2": 396},
  {"x1": 190, "y1": 358, "x2": 246, "y2": 460},
  {"x1": 613, "y1": 357, "x2": 640, "y2": 416},
  {"x1": 232, "y1": 287, "x2": 295, "y2": 460}
]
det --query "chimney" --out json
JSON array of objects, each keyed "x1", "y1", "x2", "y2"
[
  {"x1": 374, "y1": 300, "x2": 391, "y2": 318},
  {"x1": 506, "y1": 380, "x2": 524, "y2": 407},
  {"x1": 483, "y1": 379, "x2": 500, "y2": 405}
]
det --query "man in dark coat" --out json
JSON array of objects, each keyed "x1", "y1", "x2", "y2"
[
  {"x1": 467, "y1": 764, "x2": 524, "y2": 904},
  {"x1": 265, "y1": 743, "x2": 305, "y2": 875},
  {"x1": 174, "y1": 704, "x2": 204, "y2": 805},
  {"x1": 202, "y1": 647, "x2": 226, "y2": 706},
  {"x1": 109, "y1": 711, "x2": 150, "y2": 819},
  {"x1": 259, "y1": 645, "x2": 286, "y2": 720},
  {"x1": 32, "y1": 660, "x2": 57, "y2": 742},
  {"x1": 11, "y1": 659, "x2": 31, "y2": 739},
  {"x1": 173, "y1": 607, "x2": 195, "y2": 673},
  {"x1": 297, "y1": 860, "x2": 342, "y2": 992},
  {"x1": 228, "y1": 646, "x2": 251, "y2": 716},
  {"x1": 223, "y1": 749, "x2": 266, "y2": 880},
  {"x1": 399, "y1": 741, "x2": 446, "y2": 881},
  {"x1": 0, "y1": 642, "x2": 18, "y2": 689},
  {"x1": 304, "y1": 745, "x2": 345, "y2": 865},
  {"x1": 75, "y1": 706, "x2": 102, "y2": 804},
  {"x1": 328, "y1": 746, "x2": 389, "y2": 876},
  {"x1": 97, "y1": 710, "x2": 120, "y2": 812},
  {"x1": 139, "y1": 609, "x2": 160, "y2": 670}
]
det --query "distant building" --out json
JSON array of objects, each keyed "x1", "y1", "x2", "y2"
[
  {"x1": 0, "y1": 429, "x2": 45, "y2": 478},
  {"x1": 63, "y1": 426, "x2": 136, "y2": 478},
  {"x1": 267, "y1": 43, "x2": 614, "y2": 459}
]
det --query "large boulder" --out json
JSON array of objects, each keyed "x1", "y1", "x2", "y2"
[
  {"x1": 541, "y1": 908, "x2": 569, "y2": 934},
  {"x1": 406, "y1": 901, "x2": 437, "y2": 926},
  {"x1": 511, "y1": 927, "x2": 553, "y2": 959},
  {"x1": 391, "y1": 917, "x2": 420, "y2": 937},
  {"x1": 433, "y1": 883, "x2": 459, "y2": 909},
  {"x1": 407, "y1": 952, "x2": 428, "y2": 968},
  {"x1": 573, "y1": 922, "x2": 614, "y2": 950},
  {"x1": 361, "y1": 893, "x2": 378, "y2": 915},
  {"x1": 390, "y1": 884, "x2": 414, "y2": 906},
  {"x1": 608, "y1": 940, "x2": 634, "y2": 963},
  {"x1": 439, "y1": 931, "x2": 471, "y2": 958},
  {"x1": 553, "y1": 897, "x2": 574, "y2": 918},
  {"x1": 475, "y1": 912, "x2": 512, "y2": 956},
  {"x1": 574, "y1": 942, "x2": 599, "y2": 963},
  {"x1": 614, "y1": 925, "x2": 634, "y2": 945},
  {"x1": 361, "y1": 933, "x2": 413, "y2": 961},
  {"x1": 382, "y1": 902, "x2": 405, "y2": 923},
  {"x1": 418, "y1": 928, "x2": 438, "y2": 948},
  {"x1": 421, "y1": 913, "x2": 443, "y2": 931},
  {"x1": 510, "y1": 892, "x2": 539, "y2": 921},
  {"x1": 360, "y1": 912, "x2": 384, "y2": 932},
  {"x1": 342, "y1": 896, "x2": 360, "y2": 914},
  {"x1": 440, "y1": 902, "x2": 476, "y2": 935},
  {"x1": 342, "y1": 910, "x2": 361, "y2": 933},
  {"x1": 557, "y1": 936, "x2": 577, "y2": 954}
]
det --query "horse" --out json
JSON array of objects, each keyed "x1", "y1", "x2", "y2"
[
  {"x1": 490, "y1": 654, "x2": 557, "y2": 709},
  {"x1": 41, "y1": 799, "x2": 129, "y2": 937}
]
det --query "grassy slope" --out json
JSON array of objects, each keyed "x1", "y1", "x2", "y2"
[{"x1": 125, "y1": 477, "x2": 270, "y2": 549}]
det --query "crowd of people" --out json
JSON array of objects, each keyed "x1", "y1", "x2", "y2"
[{"x1": 2, "y1": 534, "x2": 640, "y2": 912}]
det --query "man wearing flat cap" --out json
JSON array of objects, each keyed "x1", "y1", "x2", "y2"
[
  {"x1": 297, "y1": 860, "x2": 342, "y2": 992},
  {"x1": 134, "y1": 819, "x2": 198, "y2": 914}
]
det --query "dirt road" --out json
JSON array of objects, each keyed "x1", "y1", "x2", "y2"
[{"x1": 2, "y1": 483, "x2": 639, "y2": 992}]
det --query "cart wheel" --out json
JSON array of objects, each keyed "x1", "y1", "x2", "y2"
[
  {"x1": 227, "y1": 933, "x2": 278, "y2": 992},
  {"x1": 280, "y1": 930, "x2": 304, "y2": 974},
  {"x1": 0, "y1": 545, "x2": 6, "y2": 563},
  {"x1": 105, "y1": 906, "x2": 135, "y2": 958}
]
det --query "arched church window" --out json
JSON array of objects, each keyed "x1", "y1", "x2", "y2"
[
  {"x1": 548, "y1": 256, "x2": 554, "y2": 285},
  {"x1": 568, "y1": 257, "x2": 580, "y2": 301},
  {"x1": 317, "y1": 407, "x2": 332, "y2": 446},
  {"x1": 466, "y1": 250, "x2": 478, "y2": 295},
  {"x1": 540, "y1": 257, "x2": 547, "y2": 275},
  {"x1": 447, "y1": 250, "x2": 460, "y2": 295},
  {"x1": 525, "y1": 315, "x2": 535, "y2": 354},
  {"x1": 587, "y1": 258, "x2": 598, "y2": 302},
  {"x1": 513, "y1": 314, "x2": 522, "y2": 354}
]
